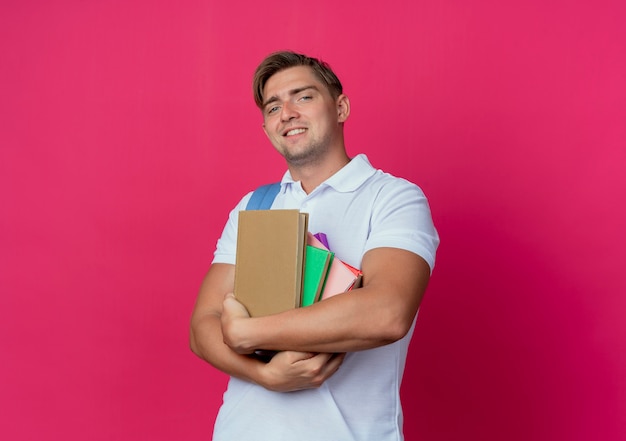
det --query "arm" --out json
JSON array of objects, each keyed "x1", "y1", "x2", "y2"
[
  {"x1": 189, "y1": 263, "x2": 345, "y2": 392},
  {"x1": 221, "y1": 247, "x2": 431, "y2": 354}
]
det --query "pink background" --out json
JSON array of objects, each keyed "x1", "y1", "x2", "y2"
[{"x1": 1, "y1": 1, "x2": 625, "y2": 440}]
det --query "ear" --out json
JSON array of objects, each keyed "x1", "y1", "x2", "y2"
[{"x1": 336, "y1": 94, "x2": 350, "y2": 123}]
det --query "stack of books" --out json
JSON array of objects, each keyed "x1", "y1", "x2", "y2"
[
  {"x1": 234, "y1": 209, "x2": 362, "y2": 317},
  {"x1": 303, "y1": 232, "x2": 362, "y2": 306}
]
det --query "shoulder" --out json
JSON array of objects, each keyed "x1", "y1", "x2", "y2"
[
  {"x1": 360, "y1": 170, "x2": 429, "y2": 214},
  {"x1": 348, "y1": 155, "x2": 426, "y2": 198}
]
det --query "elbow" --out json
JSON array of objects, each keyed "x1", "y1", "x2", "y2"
[
  {"x1": 377, "y1": 309, "x2": 415, "y2": 344},
  {"x1": 189, "y1": 330, "x2": 199, "y2": 356},
  {"x1": 189, "y1": 324, "x2": 202, "y2": 358},
  {"x1": 384, "y1": 320, "x2": 413, "y2": 343}
]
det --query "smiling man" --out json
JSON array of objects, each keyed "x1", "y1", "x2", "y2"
[
  {"x1": 190, "y1": 51, "x2": 439, "y2": 441},
  {"x1": 260, "y1": 66, "x2": 349, "y2": 173}
]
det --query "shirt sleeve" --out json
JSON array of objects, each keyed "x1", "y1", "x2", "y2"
[
  {"x1": 212, "y1": 192, "x2": 253, "y2": 265},
  {"x1": 363, "y1": 179, "x2": 440, "y2": 272}
]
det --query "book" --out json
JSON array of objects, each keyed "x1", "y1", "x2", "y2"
[
  {"x1": 234, "y1": 209, "x2": 309, "y2": 317},
  {"x1": 301, "y1": 245, "x2": 334, "y2": 307},
  {"x1": 313, "y1": 232, "x2": 330, "y2": 249},
  {"x1": 307, "y1": 233, "x2": 363, "y2": 301}
]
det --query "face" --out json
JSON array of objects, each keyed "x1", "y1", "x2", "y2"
[{"x1": 261, "y1": 66, "x2": 349, "y2": 166}]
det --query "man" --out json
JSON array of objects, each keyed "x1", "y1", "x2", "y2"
[{"x1": 190, "y1": 51, "x2": 439, "y2": 440}]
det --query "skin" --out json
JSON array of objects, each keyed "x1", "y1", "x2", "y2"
[
  {"x1": 189, "y1": 65, "x2": 431, "y2": 392},
  {"x1": 261, "y1": 65, "x2": 351, "y2": 192}
]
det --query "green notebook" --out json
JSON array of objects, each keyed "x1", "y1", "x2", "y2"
[{"x1": 301, "y1": 245, "x2": 334, "y2": 307}]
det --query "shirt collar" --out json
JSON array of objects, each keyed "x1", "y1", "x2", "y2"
[{"x1": 280, "y1": 154, "x2": 376, "y2": 193}]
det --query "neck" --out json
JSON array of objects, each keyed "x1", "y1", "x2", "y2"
[{"x1": 288, "y1": 149, "x2": 350, "y2": 194}]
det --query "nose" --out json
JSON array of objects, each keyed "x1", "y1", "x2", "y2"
[{"x1": 280, "y1": 101, "x2": 299, "y2": 121}]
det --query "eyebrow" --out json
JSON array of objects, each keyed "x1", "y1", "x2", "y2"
[{"x1": 262, "y1": 85, "x2": 320, "y2": 110}]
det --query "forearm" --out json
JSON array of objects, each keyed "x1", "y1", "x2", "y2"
[
  {"x1": 225, "y1": 288, "x2": 410, "y2": 354},
  {"x1": 222, "y1": 248, "x2": 430, "y2": 355}
]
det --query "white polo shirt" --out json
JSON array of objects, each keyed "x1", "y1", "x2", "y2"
[{"x1": 212, "y1": 154, "x2": 439, "y2": 441}]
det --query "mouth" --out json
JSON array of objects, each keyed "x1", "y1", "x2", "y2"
[{"x1": 283, "y1": 128, "x2": 306, "y2": 137}]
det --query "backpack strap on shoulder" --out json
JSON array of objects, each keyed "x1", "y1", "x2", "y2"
[{"x1": 245, "y1": 183, "x2": 281, "y2": 210}]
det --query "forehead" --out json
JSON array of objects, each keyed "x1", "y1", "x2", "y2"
[{"x1": 262, "y1": 66, "x2": 326, "y2": 98}]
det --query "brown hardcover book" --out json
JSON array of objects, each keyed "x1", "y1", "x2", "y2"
[{"x1": 234, "y1": 209, "x2": 309, "y2": 317}]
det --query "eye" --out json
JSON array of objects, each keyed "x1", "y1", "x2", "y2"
[
  {"x1": 266, "y1": 105, "x2": 280, "y2": 115},
  {"x1": 298, "y1": 95, "x2": 312, "y2": 102}
]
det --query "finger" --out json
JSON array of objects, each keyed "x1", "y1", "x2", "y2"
[
  {"x1": 222, "y1": 294, "x2": 251, "y2": 318},
  {"x1": 318, "y1": 354, "x2": 344, "y2": 378},
  {"x1": 273, "y1": 350, "x2": 316, "y2": 364},
  {"x1": 332, "y1": 352, "x2": 347, "y2": 363}
]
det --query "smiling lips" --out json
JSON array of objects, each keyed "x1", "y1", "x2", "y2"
[{"x1": 284, "y1": 128, "x2": 306, "y2": 137}]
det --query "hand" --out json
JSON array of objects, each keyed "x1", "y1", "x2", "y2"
[
  {"x1": 259, "y1": 351, "x2": 346, "y2": 392},
  {"x1": 221, "y1": 293, "x2": 254, "y2": 354}
]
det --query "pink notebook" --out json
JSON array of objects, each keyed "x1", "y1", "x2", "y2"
[{"x1": 307, "y1": 233, "x2": 362, "y2": 300}]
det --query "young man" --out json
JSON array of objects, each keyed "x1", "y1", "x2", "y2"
[{"x1": 190, "y1": 51, "x2": 439, "y2": 440}]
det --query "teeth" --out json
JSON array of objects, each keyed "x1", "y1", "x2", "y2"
[{"x1": 286, "y1": 128, "x2": 306, "y2": 136}]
